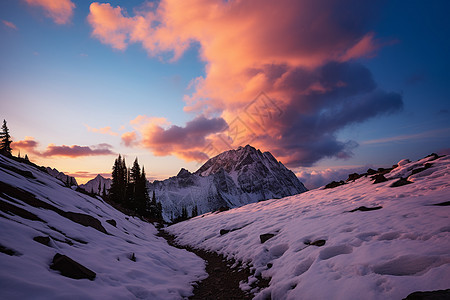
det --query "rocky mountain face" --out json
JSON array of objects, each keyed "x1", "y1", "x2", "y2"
[
  {"x1": 149, "y1": 145, "x2": 307, "y2": 221},
  {"x1": 46, "y1": 167, "x2": 77, "y2": 186},
  {"x1": 79, "y1": 174, "x2": 112, "y2": 195}
]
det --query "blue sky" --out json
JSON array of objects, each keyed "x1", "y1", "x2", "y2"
[{"x1": 1, "y1": 0, "x2": 449, "y2": 188}]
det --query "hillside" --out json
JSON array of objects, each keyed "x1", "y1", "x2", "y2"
[
  {"x1": 168, "y1": 154, "x2": 450, "y2": 299},
  {"x1": 0, "y1": 155, "x2": 206, "y2": 299}
]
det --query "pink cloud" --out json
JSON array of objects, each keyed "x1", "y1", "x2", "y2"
[
  {"x1": 85, "y1": 124, "x2": 118, "y2": 136},
  {"x1": 12, "y1": 136, "x2": 115, "y2": 158},
  {"x1": 125, "y1": 115, "x2": 227, "y2": 161},
  {"x1": 121, "y1": 131, "x2": 138, "y2": 147},
  {"x1": 89, "y1": 1, "x2": 403, "y2": 167},
  {"x1": 42, "y1": 143, "x2": 115, "y2": 158},
  {"x1": 25, "y1": 0, "x2": 75, "y2": 25},
  {"x1": 2, "y1": 20, "x2": 17, "y2": 30}
]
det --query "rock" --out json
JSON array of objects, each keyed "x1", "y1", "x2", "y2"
[
  {"x1": 324, "y1": 181, "x2": 345, "y2": 189},
  {"x1": 349, "y1": 206, "x2": 382, "y2": 212},
  {"x1": 267, "y1": 263, "x2": 273, "y2": 269},
  {"x1": 304, "y1": 239, "x2": 326, "y2": 246},
  {"x1": 130, "y1": 253, "x2": 136, "y2": 262},
  {"x1": 411, "y1": 163, "x2": 433, "y2": 175},
  {"x1": 63, "y1": 212, "x2": 107, "y2": 234},
  {"x1": 433, "y1": 201, "x2": 450, "y2": 206},
  {"x1": 0, "y1": 244, "x2": 21, "y2": 256},
  {"x1": 372, "y1": 174, "x2": 388, "y2": 184},
  {"x1": 367, "y1": 168, "x2": 377, "y2": 175},
  {"x1": 403, "y1": 288, "x2": 450, "y2": 300},
  {"x1": 106, "y1": 219, "x2": 117, "y2": 227},
  {"x1": 220, "y1": 229, "x2": 230, "y2": 235},
  {"x1": 346, "y1": 173, "x2": 362, "y2": 182},
  {"x1": 260, "y1": 233, "x2": 275, "y2": 244},
  {"x1": 425, "y1": 153, "x2": 440, "y2": 161},
  {"x1": 390, "y1": 178, "x2": 413, "y2": 187},
  {"x1": 310, "y1": 240, "x2": 326, "y2": 247},
  {"x1": 33, "y1": 236, "x2": 51, "y2": 247},
  {"x1": 50, "y1": 253, "x2": 96, "y2": 280}
]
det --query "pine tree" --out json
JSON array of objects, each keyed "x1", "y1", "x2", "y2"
[
  {"x1": 98, "y1": 180, "x2": 102, "y2": 195},
  {"x1": 139, "y1": 166, "x2": 150, "y2": 214},
  {"x1": 110, "y1": 155, "x2": 127, "y2": 204},
  {"x1": 24, "y1": 154, "x2": 29, "y2": 161},
  {"x1": 0, "y1": 119, "x2": 13, "y2": 156}
]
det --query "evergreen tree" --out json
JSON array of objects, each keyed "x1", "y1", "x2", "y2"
[
  {"x1": 0, "y1": 119, "x2": 13, "y2": 156},
  {"x1": 139, "y1": 166, "x2": 150, "y2": 214},
  {"x1": 98, "y1": 180, "x2": 102, "y2": 195},
  {"x1": 191, "y1": 205, "x2": 198, "y2": 218},
  {"x1": 110, "y1": 155, "x2": 127, "y2": 204},
  {"x1": 24, "y1": 154, "x2": 29, "y2": 161},
  {"x1": 102, "y1": 183, "x2": 107, "y2": 198}
]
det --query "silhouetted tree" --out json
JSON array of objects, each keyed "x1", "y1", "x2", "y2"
[
  {"x1": 191, "y1": 205, "x2": 198, "y2": 218},
  {"x1": 110, "y1": 155, "x2": 127, "y2": 204},
  {"x1": 0, "y1": 119, "x2": 12, "y2": 156},
  {"x1": 24, "y1": 154, "x2": 29, "y2": 161}
]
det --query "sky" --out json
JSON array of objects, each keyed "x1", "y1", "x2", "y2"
[{"x1": 1, "y1": 0, "x2": 449, "y2": 188}]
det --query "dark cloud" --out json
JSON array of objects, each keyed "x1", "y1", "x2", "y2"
[
  {"x1": 141, "y1": 115, "x2": 228, "y2": 161},
  {"x1": 13, "y1": 137, "x2": 116, "y2": 158},
  {"x1": 42, "y1": 144, "x2": 115, "y2": 158},
  {"x1": 258, "y1": 61, "x2": 403, "y2": 167}
]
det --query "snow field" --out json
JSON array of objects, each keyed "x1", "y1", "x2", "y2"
[
  {"x1": 168, "y1": 155, "x2": 450, "y2": 299},
  {"x1": 0, "y1": 155, "x2": 207, "y2": 300}
]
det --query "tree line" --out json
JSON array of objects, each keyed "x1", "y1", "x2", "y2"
[{"x1": 108, "y1": 155, "x2": 162, "y2": 220}]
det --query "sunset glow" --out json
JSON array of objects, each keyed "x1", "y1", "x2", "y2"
[{"x1": 1, "y1": 0, "x2": 449, "y2": 187}]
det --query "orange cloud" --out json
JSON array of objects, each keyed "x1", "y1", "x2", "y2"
[
  {"x1": 89, "y1": 1, "x2": 403, "y2": 167},
  {"x1": 2, "y1": 20, "x2": 17, "y2": 30},
  {"x1": 121, "y1": 131, "x2": 138, "y2": 147},
  {"x1": 85, "y1": 125, "x2": 118, "y2": 136},
  {"x1": 124, "y1": 115, "x2": 227, "y2": 162},
  {"x1": 25, "y1": 0, "x2": 75, "y2": 25}
]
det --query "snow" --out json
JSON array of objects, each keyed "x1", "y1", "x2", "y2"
[
  {"x1": 0, "y1": 155, "x2": 206, "y2": 299},
  {"x1": 168, "y1": 154, "x2": 450, "y2": 299}
]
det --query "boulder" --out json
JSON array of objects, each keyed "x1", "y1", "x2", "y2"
[
  {"x1": 50, "y1": 253, "x2": 96, "y2": 280},
  {"x1": 390, "y1": 178, "x2": 413, "y2": 187},
  {"x1": 33, "y1": 236, "x2": 51, "y2": 247},
  {"x1": 349, "y1": 206, "x2": 382, "y2": 212},
  {"x1": 324, "y1": 181, "x2": 345, "y2": 189},
  {"x1": 260, "y1": 233, "x2": 275, "y2": 244},
  {"x1": 106, "y1": 219, "x2": 117, "y2": 227},
  {"x1": 372, "y1": 174, "x2": 388, "y2": 184},
  {"x1": 403, "y1": 288, "x2": 450, "y2": 300}
]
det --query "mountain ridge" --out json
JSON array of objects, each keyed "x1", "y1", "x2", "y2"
[{"x1": 149, "y1": 145, "x2": 307, "y2": 221}]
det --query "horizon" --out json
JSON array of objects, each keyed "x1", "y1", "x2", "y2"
[{"x1": 1, "y1": 0, "x2": 449, "y2": 187}]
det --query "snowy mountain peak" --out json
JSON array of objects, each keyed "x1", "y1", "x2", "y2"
[
  {"x1": 195, "y1": 144, "x2": 280, "y2": 177},
  {"x1": 151, "y1": 145, "x2": 307, "y2": 221},
  {"x1": 45, "y1": 167, "x2": 77, "y2": 186},
  {"x1": 79, "y1": 174, "x2": 111, "y2": 195}
]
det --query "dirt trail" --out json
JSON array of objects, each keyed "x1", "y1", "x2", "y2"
[{"x1": 158, "y1": 229, "x2": 269, "y2": 300}]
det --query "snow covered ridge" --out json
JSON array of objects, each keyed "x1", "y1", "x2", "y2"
[
  {"x1": 79, "y1": 174, "x2": 112, "y2": 195},
  {"x1": 150, "y1": 145, "x2": 307, "y2": 222},
  {"x1": 168, "y1": 154, "x2": 450, "y2": 299},
  {"x1": 46, "y1": 167, "x2": 77, "y2": 186},
  {"x1": 0, "y1": 155, "x2": 206, "y2": 299}
]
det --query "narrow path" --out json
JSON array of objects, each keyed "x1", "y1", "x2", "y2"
[{"x1": 158, "y1": 229, "x2": 269, "y2": 300}]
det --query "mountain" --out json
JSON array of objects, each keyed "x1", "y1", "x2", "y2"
[
  {"x1": 168, "y1": 153, "x2": 450, "y2": 299},
  {"x1": 150, "y1": 145, "x2": 307, "y2": 221},
  {"x1": 0, "y1": 154, "x2": 206, "y2": 299},
  {"x1": 79, "y1": 174, "x2": 112, "y2": 195},
  {"x1": 46, "y1": 167, "x2": 77, "y2": 186}
]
